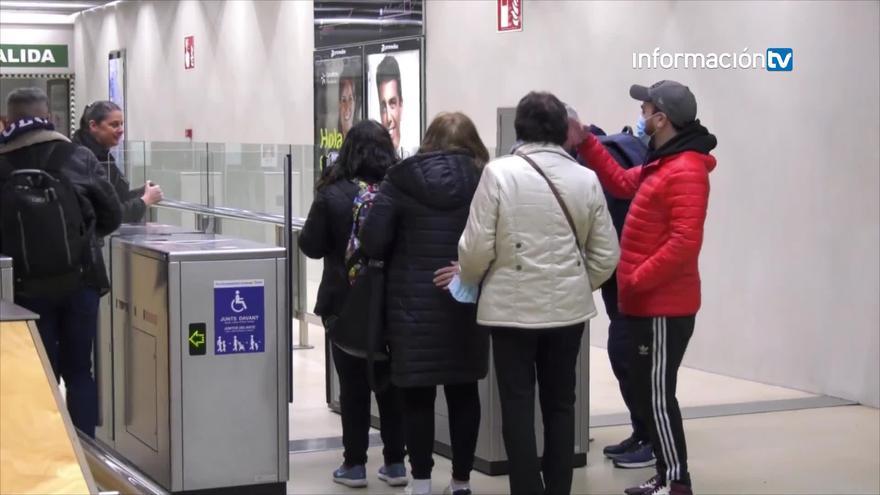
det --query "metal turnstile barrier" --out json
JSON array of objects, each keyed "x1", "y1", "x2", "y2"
[
  {"x1": 326, "y1": 322, "x2": 591, "y2": 475},
  {"x1": 96, "y1": 223, "x2": 202, "y2": 448},
  {"x1": 109, "y1": 233, "x2": 288, "y2": 493},
  {"x1": 0, "y1": 255, "x2": 13, "y2": 302}
]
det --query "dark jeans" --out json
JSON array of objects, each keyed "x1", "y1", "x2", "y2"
[
  {"x1": 628, "y1": 315, "x2": 695, "y2": 486},
  {"x1": 607, "y1": 315, "x2": 650, "y2": 442},
  {"x1": 331, "y1": 343, "x2": 405, "y2": 466},
  {"x1": 601, "y1": 275, "x2": 649, "y2": 442},
  {"x1": 492, "y1": 324, "x2": 584, "y2": 495},
  {"x1": 402, "y1": 382, "x2": 481, "y2": 481},
  {"x1": 16, "y1": 287, "x2": 100, "y2": 438}
]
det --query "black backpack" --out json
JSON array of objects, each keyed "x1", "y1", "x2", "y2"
[
  {"x1": 596, "y1": 128, "x2": 649, "y2": 235},
  {"x1": 0, "y1": 141, "x2": 88, "y2": 297}
]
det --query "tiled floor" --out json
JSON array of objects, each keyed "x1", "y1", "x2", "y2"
[
  {"x1": 288, "y1": 406, "x2": 880, "y2": 494},
  {"x1": 288, "y1": 323, "x2": 880, "y2": 494}
]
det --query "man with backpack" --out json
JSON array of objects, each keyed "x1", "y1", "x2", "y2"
[
  {"x1": 569, "y1": 117, "x2": 657, "y2": 469},
  {"x1": 570, "y1": 80, "x2": 718, "y2": 495},
  {"x1": 0, "y1": 88, "x2": 122, "y2": 438}
]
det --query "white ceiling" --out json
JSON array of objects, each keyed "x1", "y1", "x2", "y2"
[{"x1": 0, "y1": 0, "x2": 116, "y2": 24}]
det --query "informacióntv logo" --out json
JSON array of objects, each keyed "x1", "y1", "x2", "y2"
[
  {"x1": 766, "y1": 48, "x2": 793, "y2": 71},
  {"x1": 633, "y1": 47, "x2": 794, "y2": 72}
]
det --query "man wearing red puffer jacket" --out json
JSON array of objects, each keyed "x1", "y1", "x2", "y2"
[{"x1": 571, "y1": 80, "x2": 717, "y2": 495}]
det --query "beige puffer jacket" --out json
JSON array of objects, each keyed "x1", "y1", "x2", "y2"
[{"x1": 458, "y1": 143, "x2": 620, "y2": 329}]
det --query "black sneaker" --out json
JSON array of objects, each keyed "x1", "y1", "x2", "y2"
[{"x1": 603, "y1": 433, "x2": 639, "y2": 459}]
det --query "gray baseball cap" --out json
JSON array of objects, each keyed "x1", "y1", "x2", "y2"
[{"x1": 630, "y1": 80, "x2": 697, "y2": 127}]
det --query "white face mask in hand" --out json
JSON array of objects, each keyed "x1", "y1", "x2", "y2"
[{"x1": 449, "y1": 274, "x2": 479, "y2": 304}]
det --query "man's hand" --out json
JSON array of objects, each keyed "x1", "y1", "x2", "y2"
[
  {"x1": 433, "y1": 261, "x2": 460, "y2": 290},
  {"x1": 141, "y1": 181, "x2": 164, "y2": 206}
]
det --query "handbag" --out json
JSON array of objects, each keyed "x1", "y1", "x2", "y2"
[
  {"x1": 516, "y1": 152, "x2": 588, "y2": 268},
  {"x1": 326, "y1": 259, "x2": 390, "y2": 391}
]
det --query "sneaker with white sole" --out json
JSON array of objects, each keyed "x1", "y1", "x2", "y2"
[
  {"x1": 405, "y1": 478, "x2": 432, "y2": 495},
  {"x1": 332, "y1": 464, "x2": 367, "y2": 488},
  {"x1": 443, "y1": 482, "x2": 472, "y2": 495},
  {"x1": 604, "y1": 433, "x2": 640, "y2": 459},
  {"x1": 377, "y1": 463, "x2": 408, "y2": 487},
  {"x1": 612, "y1": 441, "x2": 656, "y2": 469},
  {"x1": 624, "y1": 475, "x2": 661, "y2": 495},
  {"x1": 649, "y1": 482, "x2": 693, "y2": 495}
]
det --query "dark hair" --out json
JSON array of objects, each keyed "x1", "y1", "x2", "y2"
[
  {"x1": 6, "y1": 87, "x2": 49, "y2": 121},
  {"x1": 317, "y1": 120, "x2": 396, "y2": 190},
  {"x1": 514, "y1": 91, "x2": 568, "y2": 146},
  {"x1": 79, "y1": 100, "x2": 121, "y2": 131},
  {"x1": 376, "y1": 56, "x2": 402, "y2": 101},
  {"x1": 420, "y1": 112, "x2": 490, "y2": 169}
]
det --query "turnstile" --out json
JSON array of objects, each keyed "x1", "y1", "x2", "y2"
[
  {"x1": 110, "y1": 233, "x2": 288, "y2": 493},
  {"x1": 96, "y1": 224, "x2": 201, "y2": 447},
  {"x1": 0, "y1": 255, "x2": 12, "y2": 301},
  {"x1": 326, "y1": 323, "x2": 590, "y2": 475}
]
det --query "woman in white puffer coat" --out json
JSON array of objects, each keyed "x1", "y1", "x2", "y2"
[{"x1": 457, "y1": 91, "x2": 619, "y2": 495}]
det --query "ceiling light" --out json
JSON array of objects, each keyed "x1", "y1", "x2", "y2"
[
  {"x1": 0, "y1": 11, "x2": 77, "y2": 23},
  {"x1": 0, "y1": 1, "x2": 102, "y2": 9}
]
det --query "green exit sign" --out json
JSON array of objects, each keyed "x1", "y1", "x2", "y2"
[{"x1": 0, "y1": 44, "x2": 69, "y2": 68}]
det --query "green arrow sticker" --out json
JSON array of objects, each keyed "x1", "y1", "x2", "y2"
[{"x1": 188, "y1": 323, "x2": 206, "y2": 356}]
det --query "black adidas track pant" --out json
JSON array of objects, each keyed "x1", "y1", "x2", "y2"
[{"x1": 628, "y1": 315, "x2": 696, "y2": 486}]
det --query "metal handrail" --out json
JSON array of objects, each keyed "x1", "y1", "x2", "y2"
[
  {"x1": 154, "y1": 198, "x2": 305, "y2": 230},
  {"x1": 151, "y1": 198, "x2": 312, "y2": 351}
]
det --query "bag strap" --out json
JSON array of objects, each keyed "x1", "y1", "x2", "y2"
[
  {"x1": 366, "y1": 261, "x2": 390, "y2": 393},
  {"x1": 516, "y1": 152, "x2": 586, "y2": 264}
]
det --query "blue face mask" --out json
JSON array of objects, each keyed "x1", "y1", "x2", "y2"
[{"x1": 634, "y1": 115, "x2": 647, "y2": 138}]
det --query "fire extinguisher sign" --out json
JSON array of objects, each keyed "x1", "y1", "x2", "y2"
[
  {"x1": 497, "y1": 0, "x2": 522, "y2": 32},
  {"x1": 184, "y1": 35, "x2": 195, "y2": 70}
]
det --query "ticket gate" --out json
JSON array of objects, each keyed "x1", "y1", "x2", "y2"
[{"x1": 109, "y1": 233, "x2": 288, "y2": 493}]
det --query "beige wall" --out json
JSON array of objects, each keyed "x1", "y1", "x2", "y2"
[
  {"x1": 425, "y1": 0, "x2": 880, "y2": 407},
  {"x1": 72, "y1": 0, "x2": 880, "y2": 407},
  {"x1": 73, "y1": 0, "x2": 313, "y2": 144}
]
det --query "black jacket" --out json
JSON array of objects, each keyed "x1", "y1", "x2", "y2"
[
  {"x1": 360, "y1": 151, "x2": 488, "y2": 388},
  {"x1": 73, "y1": 129, "x2": 146, "y2": 223},
  {"x1": 0, "y1": 130, "x2": 122, "y2": 294},
  {"x1": 299, "y1": 178, "x2": 361, "y2": 319}
]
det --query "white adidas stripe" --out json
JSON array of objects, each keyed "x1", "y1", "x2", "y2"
[
  {"x1": 651, "y1": 318, "x2": 675, "y2": 479},
  {"x1": 652, "y1": 317, "x2": 682, "y2": 483},
  {"x1": 660, "y1": 318, "x2": 681, "y2": 481}
]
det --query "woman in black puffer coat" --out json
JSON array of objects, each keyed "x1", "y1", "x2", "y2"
[
  {"x1": 360, "y1": 112, "x2": 490, "y2": 495},
  {"x1": 299, "y1": 120, "x2": 407, "y2": 488}
]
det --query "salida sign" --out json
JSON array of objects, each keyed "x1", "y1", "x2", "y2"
[{"x1": 0, "y1": 44, "x2": 68, "y2": 68}]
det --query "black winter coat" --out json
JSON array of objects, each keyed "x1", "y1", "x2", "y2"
[
  {"x1": 360, "y1": 151, "x2": 488, "y2": 388},
  {"x1": 0, "y1": 131, "x2": 122, "y2": 295},
  {"x1": 73, "y1": 130, "x2": 146, "y2": 223},
  {"x1": 299, "y1": 179, "x2": 361, "y2": 319}
]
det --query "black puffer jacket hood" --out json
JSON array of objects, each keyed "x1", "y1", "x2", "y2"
[
  {"x1": 386, "y1": 151, "x2": 481, "y2": 211},
  {"x1": 359, "y1": 150, "x2": 488, "y2": 388}
]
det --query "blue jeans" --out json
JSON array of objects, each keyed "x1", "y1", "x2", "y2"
[{"x1": 16, "y1": 287, "x2": 100, "y2": 438}]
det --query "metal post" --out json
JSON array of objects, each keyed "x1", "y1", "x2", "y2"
[{"x1": 286, "y1": 153, "x2": 312, "y2": 350}]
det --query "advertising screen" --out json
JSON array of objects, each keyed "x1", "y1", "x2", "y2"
[
  {"x1": 108, "y1": 50, "x2": 126, "y2": 173},
  {"x1": 314, "y1": 47, "x2": 365, "y2": 177},
  {"x1": 365, "y1": 38, "x2": 422, "y2": 159},
  {"x1": 314, "y1": 1, "x2": 424, "y2": 49}
]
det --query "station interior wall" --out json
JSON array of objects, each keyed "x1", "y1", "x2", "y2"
[{"x1": 2, "y1": 0, "x2": 877, "y2": 407}]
